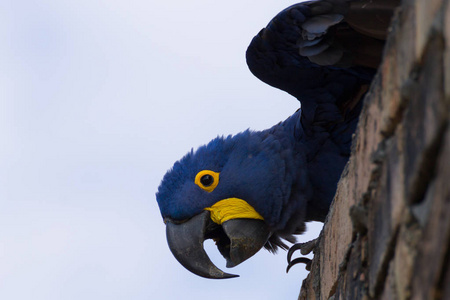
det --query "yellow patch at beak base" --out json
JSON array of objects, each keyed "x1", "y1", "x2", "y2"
[{"x1": 204, "y1": 198, "x2": 264, "y2": 225}]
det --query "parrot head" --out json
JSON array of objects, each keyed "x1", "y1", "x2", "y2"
[{"x1": 156, "y1": 124, "x2": 310, "y2": 279}]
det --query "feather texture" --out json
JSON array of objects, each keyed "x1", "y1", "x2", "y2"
[{"x1": 157, "y1": 0, "x2": 399, "y2": 266}]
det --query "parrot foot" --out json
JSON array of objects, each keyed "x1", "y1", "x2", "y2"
[{"x1": 286, "y1": 238, "x2": 318, "y2": 273}]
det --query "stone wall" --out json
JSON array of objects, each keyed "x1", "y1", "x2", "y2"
[{"x1": 298, "y1": 0, "x2": 450, "y2": 299}]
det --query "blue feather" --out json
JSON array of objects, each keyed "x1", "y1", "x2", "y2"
[{"x1": 157, "y1": 0, "x2": 396, "y2": 257}]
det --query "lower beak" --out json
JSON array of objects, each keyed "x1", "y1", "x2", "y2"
[{"x1": 166, "y1": 210, "x2": 270, "y2": 279}]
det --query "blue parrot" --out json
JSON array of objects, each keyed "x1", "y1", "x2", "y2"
[{"x1": 156, "y1": 0, "x2": 398, "y2": 279}]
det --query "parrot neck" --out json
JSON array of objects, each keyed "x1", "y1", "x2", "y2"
[
  {"x1": 277, "y1": 94, "x2": 363, "y2": 223},
  {"x1": 306, "y1": 97, "x2": 363, "y2": 222}
]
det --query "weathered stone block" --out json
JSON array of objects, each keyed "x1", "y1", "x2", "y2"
[
  {"x1": 409, "y1": 129, "x2": 450, "y2": 300},
  {"x1": 298, "y1": 1, "x2": 449, "y2": 299},
  {"x1": 380, "y1": 258, "x2": 398, "y2": 300},
  {"x1": 415, "y1": 0, "x2": 444, "y2": 60},
  {"x1": 444, "y1": 0, "x2": 450, "y2": 99},
  {"x1": 392, "y1": 220, "x2": 421, "y2": 300},
  {"x1": 334, "y1": 237, "x2": 368, "y2": 300},
  {"x1": 367, "y1": 130, "x2": 406, "y2": 297},
  {"x1": 403, "y1": 35, "x2": 446, "y2": 205},
  {"x1": 395, "y1": 2, "x2": 417, "y2": 83}
]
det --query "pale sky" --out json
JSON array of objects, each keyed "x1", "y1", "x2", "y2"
[{"x1": 0, "y1": 0, "x2": 323, "y2": 299}]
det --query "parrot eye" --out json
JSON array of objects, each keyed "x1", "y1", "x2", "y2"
[
  {"x1": 195, "y1": 170, "x2": 220, "y2": 192},
  {"x1": 200, "y1": 175, "x2": 214, "y2": 186}
]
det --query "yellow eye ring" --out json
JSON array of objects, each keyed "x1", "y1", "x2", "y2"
[{"x1": 195, "y1": 170, "x2": 220, "y2": 192}]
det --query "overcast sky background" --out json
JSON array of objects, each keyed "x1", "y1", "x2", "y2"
[{"x1": 0, "y1": 0, "x2": 323, "y2": 299}]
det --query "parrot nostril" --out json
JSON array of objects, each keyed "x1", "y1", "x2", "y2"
[{"x1": 200, "y1": 174, "x2": 214, "y2": 186}]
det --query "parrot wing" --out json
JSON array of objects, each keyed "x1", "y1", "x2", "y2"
[{"x1": 246, "y1": 0, "x2": 398, "y2": 131}]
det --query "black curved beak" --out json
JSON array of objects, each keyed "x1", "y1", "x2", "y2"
[{"x1": 166, "y1": 210, "x2": 270, "y2": 279}]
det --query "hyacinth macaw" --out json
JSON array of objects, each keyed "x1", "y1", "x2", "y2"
[{"x1": 156, "y1": 0, "x2": 398, "y2": 279}]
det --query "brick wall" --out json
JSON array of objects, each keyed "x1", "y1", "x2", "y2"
[{"x1": 298, "y1": 0, "x2": 450, "y2": 299}]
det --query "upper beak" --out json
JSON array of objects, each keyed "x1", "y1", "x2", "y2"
[{"x1": 166, "y1": 210, "x2": 271, "y2": 279}]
